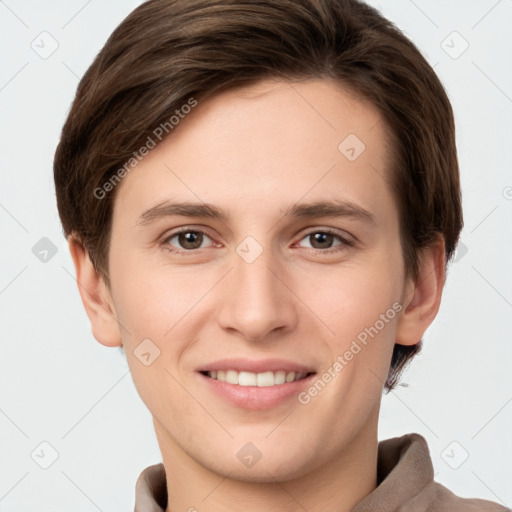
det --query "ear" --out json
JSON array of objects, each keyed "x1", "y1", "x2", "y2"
[
  {"x1": 67, "y1": 235, "x2": 122, "y2": 347},
  {"x1": 395, "y1": 236, "x2": 446, "y2": 346}
]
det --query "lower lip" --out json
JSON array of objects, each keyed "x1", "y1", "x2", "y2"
[{"x1": 197, "y1": 372, "x2": 316, "y2": 410}]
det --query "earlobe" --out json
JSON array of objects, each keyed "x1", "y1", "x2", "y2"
[
  {"x1": 395, "y1": 236, "x2": 446, "y2": 347},
  {"x1": 67, "y1": 235, "x2": 123, "y2": 348}
]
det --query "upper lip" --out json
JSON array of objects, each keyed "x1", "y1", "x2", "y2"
[{"x1": 197, "y1": 358, "x2": 316, "y2": 374}]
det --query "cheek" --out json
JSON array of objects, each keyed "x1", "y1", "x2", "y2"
[
  {"x1": 291, "y1": 244, "x2": 404, "y2": 385},
  {"x1": 298, "y1": 253, "x2": 402, "y2": 334},
  {"x1": 110, "y1": 265, "x2": 203, "y2": 423},
  {"x1": 107, "y1": 253, "x2": 195, "y2": 383},
  {"x1": 111, "y1": 250, "x2": 207, "y2": 342}
]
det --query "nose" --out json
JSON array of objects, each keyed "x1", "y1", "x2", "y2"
[{"x1": 216, "y1": 242, "x2": 298, "y2": 343}]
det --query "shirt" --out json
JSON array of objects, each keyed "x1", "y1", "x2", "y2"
[{"x1": 133, "y1": 432, "x2": 510, "y2": 511}]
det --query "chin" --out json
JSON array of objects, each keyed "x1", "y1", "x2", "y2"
[{"x1": 201, "y1": 446, "x2": 319, "y2": 483}]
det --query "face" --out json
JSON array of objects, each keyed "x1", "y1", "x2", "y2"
[{"x1": 105, "y1": 79, "x2": 411, "y2": 481}]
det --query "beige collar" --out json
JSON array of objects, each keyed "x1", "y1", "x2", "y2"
[{"x1": 134, "y1": 432, "x2": 508, "y2": 512}]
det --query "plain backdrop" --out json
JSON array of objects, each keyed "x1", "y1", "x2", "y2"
[{"x1": 1, "y1": 0, "x2": 511, "y2": 510}]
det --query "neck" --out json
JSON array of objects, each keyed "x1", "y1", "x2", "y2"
[{"x1": 155, "y1": 409, "x2": 379, "y2": 512}]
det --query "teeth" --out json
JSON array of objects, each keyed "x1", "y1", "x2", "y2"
[
  {"x1": 274, "y1": 370, "x2": 286, "y2": 385},
  {"x1": 226, "y1": 370, "x2": 239, "y2": 385},
  {"x1": 207, "y1": 369, "x2": 309, "y2": 386},
  {"x1": 239, "y1": 371, "x2": 256, "y2": 386}
]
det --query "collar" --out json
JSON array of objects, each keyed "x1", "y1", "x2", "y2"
[{"x1": 133, "y1": 432, "x2": 504, "y2": 512}]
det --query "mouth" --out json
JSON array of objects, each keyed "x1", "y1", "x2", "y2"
[
  {"x1": 196, "y1": 358, "x2": 317, "y2": 409},
  {"x1": 199, "y1": 369, "x2": 316, "y2": 387}
]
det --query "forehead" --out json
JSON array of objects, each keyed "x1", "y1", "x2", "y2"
[{"x1": 112, "y1": 78, "x2": 395, "y2": 226}]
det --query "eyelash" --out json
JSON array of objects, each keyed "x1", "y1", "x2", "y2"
[{"x1": 161, "y1": 227, "x2": 355, "y2": 256}]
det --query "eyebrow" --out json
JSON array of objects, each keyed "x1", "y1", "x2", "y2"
[{"x1": 137, "y1": 199, "x2": 376, "y2": 226}]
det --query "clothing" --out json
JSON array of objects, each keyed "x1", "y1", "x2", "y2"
[{"x1": 134, "y1": 432, "x2": 510, "y2": 511}]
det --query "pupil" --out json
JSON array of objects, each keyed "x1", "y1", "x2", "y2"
[
  {"x1": 312, "y1": 232, "x2": 332, "y2": 248},
  {"x1": 180, "y1": 231, "x2": 202, "y2": 249}
]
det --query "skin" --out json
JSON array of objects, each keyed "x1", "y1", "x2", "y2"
[{"x1": 69, "y1": 78, "x2": 445, "y2": 512}]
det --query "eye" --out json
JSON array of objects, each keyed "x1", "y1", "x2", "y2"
[
  {"x1": 162, "y1": 228, "x2": 216, "y2": 254},
  {"x1": 161, "y1": 227, "x2": 354, "y2": 256},
  {"x1": 296, "y1": 229, "x2": 354, "y2": 253}
]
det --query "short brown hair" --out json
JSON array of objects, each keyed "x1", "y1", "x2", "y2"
[{"x1": 53, "y1": 0, "x2": 463, "y2": 391}]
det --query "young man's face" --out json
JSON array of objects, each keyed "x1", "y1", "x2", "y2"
[{"x1": 78, "y1": 79, "x2": 435, "y2": 481}]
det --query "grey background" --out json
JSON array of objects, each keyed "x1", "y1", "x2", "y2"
[{"x1": 1, "y1": 0, "x2": 511, "y2": 510}]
